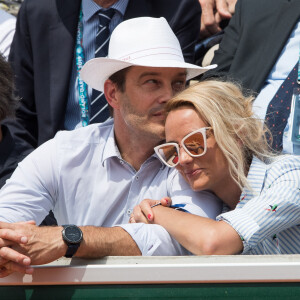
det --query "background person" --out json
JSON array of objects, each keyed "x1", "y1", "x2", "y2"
[
  {"x1": 202, "y1": 0, "x2": 300, "y2": 153},
  {"x1": 0, "y1": 53, "x2": 30, "y2": 188},
  {"x1": 132, "y1": 79, "x2": 300, "y2": 255},
  {"x1": 198, "y1": 0, "x2": 237, "y2": 40},
  {"x1": 195, "y1": 0, "x2": 237, "y2": 67}
]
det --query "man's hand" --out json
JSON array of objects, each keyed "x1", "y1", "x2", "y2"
[
  {"x1": 0, "y1": 222, "x2": 142, "y2": 278},
  {"x1": 0, "y1": 247, "x2": 33, "y2": 278},
  {"x1": 0, "y1": 221, "x2": 66, "y2": 277},
  {"x1": 130, "y1": 197, "x2": 171, "y2": 224},
  {"x1": 199, "y1": 0, "x2": 237, "y2": 39},
  {"x1": 0, "y1": 221, "x2": 34, "y2": 278}
]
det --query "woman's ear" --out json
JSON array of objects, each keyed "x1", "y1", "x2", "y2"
[{"x1": 104, "y1": 80, "x2": 120, "y2": 110}]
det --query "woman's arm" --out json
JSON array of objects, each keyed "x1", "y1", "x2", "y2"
[{"x1": 132, "y1": 199, "x2": 243, "y2": 255}]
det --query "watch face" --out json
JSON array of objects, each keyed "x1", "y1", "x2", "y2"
[{"x1": 64, "y1": 226, "x2": 83, "y2": 244}]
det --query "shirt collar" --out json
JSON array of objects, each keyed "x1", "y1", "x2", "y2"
[
  {"x1": 82, "y1": 0, "x2": 129, "y2": 22},
  {"x1": 101, "y1": 121, "x2": 121, "y2": 165},
  {"x1": 101, "y1": 122, "x2": 165, "y2": 168}
]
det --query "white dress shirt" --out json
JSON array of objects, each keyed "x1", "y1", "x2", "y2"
[{"x1": 0, "y1": 120, "x2": 221, "y2": 255}]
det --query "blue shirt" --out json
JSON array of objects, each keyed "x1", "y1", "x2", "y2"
[
  {"x1": 253, "y1": 21, "x2": 300, "y2": 154},
  {"x1": 218, "y1": 155, "x2": 300, "y2": 254},
  {"x1": 64, "y1": 0, "x2": 129, "y2": 130},
  {"x1": 0, "y1": 120, "x2": 221, "y2": 255}
]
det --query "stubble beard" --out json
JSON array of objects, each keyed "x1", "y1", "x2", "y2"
[
  {"x1": 120, "y1": 92, "x2": 166, "y2": 143},
  {"x1": 123, "y1": 107, "x2": 165, "y2": 143},
  {"x1": 125, "y1": 113, "x2": 165, "y2": 143}
]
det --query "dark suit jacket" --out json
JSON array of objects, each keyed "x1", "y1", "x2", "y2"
[
  {"x1": 204, "y1": 0, "x2": 300, "y2": 93},
  {"x1": 7, "y1": 0, "x2": 200, "y2": 152},
  {"x1": 0, "y1": 125, "x2": 31, "y2": 188}
]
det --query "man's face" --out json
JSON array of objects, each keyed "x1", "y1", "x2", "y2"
[{"x1": 115, "y1": 66, "x2": 187, "y2": 142}]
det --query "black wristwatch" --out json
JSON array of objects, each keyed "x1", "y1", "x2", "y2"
[{"x1": 62, "y1": 225, "x2": 83, "y2": 258}]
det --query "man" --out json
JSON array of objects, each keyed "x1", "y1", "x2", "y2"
[
  {"x1": 3, "y1": 0, "x2": 240, "y2": 187},
  {"x1": 1, "y1": 0, "x2": 200, "y2": 225},
  {"x1": 203, "y1": 0, "x2": 300, "y2": 153},
  {"x1": 5, "y1": 0, "x2": 201, "y2": 155},
  {"x1": 0, "y1": 17, "x2": 220, "y2": 278},
  {"x1": 5, "y1": 0, "x2": 240, "y2": 156}
]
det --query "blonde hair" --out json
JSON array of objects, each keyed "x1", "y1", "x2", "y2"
[{"x1": 165, "y1": 79, "x2": 273, "y2": 192}]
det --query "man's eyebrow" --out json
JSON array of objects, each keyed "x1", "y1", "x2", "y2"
[
  {"x1": 175, "y1": 71, "x2": 188, "y2": 77},
  {"x1": 139, "y1": 71, "x2": 187, "y2": 79}
]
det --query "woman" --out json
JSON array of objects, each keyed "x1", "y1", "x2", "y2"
[{"x1": 131, "y1": 79, "x2": 300, "y2": 255}]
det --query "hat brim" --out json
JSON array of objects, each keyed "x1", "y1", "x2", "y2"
[{"x1": 80, "y1": 57, "x2": 217, "y2": 92}]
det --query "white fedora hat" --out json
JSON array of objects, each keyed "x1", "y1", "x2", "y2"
[{"x1": 80, "y1": 17, "x2": 216, "y2": 92}]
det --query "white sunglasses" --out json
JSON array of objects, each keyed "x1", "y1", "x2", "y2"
[{"x1": 154, "y1": 127, "x2": 212, "y2": 167}]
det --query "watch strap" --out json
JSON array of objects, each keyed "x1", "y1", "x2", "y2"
[
  {"x1": 62, "y1": 225, "x2": 82, "y2": 258},
  {"x1": 64, "y1": 243, "x2": 80, "y2": 258}
]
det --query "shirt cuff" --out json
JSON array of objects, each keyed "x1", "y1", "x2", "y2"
[
  {"x1": 116, "y1": 223, "x2": 190, "y2": 256},
  {"x1": 217, "y1": 209, "x2": 260, "y2": 254}
]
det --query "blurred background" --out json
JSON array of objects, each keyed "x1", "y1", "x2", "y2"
[{"x1": 0, "y1": 0, "x2": 22, "y2": 16}]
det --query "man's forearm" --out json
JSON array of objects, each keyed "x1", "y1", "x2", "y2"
[
  {"x1": 76, "y1": 226, "x2": 141, "y2": 258},
  {"x1": 0, "y1": 223, "x2": 141, "y2": 270}
]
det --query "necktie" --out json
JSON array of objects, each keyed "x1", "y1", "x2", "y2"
[
  {"x1": 90, "y1": 9, "x2": 115, "y2": 124},
  {"x1": 265, "y1": 62, "x2": 298, "y2": 151}
]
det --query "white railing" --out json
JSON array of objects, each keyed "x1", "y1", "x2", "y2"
[{"x1": 1, "y1": 255, "x2": 300, "y2": 285}]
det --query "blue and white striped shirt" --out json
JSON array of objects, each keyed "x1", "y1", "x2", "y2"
[
  {"x1": 218, "y1": 155, "x2": 300, "y2": 254},
  {"x1": 64, "y1": 0, "x2": 129, "y2": 130}
]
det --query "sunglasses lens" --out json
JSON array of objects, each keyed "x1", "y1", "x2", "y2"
[
  {"x1": 184, "y1": 132, "x2": 205, "y2": 156},
  {"x1": 157, "y1": 145, "x2": 179, "y2": 167}
]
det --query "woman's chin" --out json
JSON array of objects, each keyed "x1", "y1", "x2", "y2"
[{"x1": 188, "y1": 178, "x2": 209, "y2": 192}]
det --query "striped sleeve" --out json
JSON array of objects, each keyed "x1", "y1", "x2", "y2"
[{"x1": 217, "y1": 156, "x2": 300, "y2": 254}]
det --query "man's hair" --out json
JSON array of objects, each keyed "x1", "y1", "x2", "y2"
[
  {"x1": 165, "y1": 79, "x2": 273, "y2": 192},
  {"x1": 107, "y1": 67, "x2": 131, "y2": 116},
  {"x1": 108, "y1": 67, "x2": 131, "y2": 92},
  {"x1": 0, "y1": 54, "x2": 17, "y2": 122}
]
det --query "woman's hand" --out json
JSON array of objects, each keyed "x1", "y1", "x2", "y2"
[{"x1": 129, "y1": 197, "x2": 171, "y2": 224}]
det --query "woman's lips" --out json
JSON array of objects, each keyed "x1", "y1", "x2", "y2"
[{"x1": 184, "y1": 168, "x2": 203, "y2": 179}]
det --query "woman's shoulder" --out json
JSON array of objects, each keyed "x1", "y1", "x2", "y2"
[
  {"x1": 265, "y1": 155, "x2": 300, "y2": 177},
  {"x1": 268, "y1": 154, "x2": 300, "y2": 166}
]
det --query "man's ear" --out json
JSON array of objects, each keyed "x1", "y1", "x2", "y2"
[{"x1": 104, "y1": 80, "x2": 120, "y2": 110}]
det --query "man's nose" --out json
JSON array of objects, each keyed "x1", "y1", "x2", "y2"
[{"x1": 157, "y1": 84, "x2": 174, "y2": 104}]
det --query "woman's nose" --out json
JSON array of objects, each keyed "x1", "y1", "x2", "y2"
[{"x1": 178, "y1": 147, "x2": 193, "y2": 165}]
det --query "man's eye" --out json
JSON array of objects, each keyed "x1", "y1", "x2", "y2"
[
  {"x1": 173, "y1": 81, "x2": 185, "y2": 91},
  {"x1": 145, "y1": 79, "x2": 158, "y2": 84}
]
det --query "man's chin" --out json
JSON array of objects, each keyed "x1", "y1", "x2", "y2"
[{"x1": 147, "y1": 124, "x2": 165, "y2": 141}]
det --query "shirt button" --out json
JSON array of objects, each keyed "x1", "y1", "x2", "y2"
[
  {"x1": 135, "y1": 176, "x2": 139, "y2": 180},
  {"x1": 127, "y1": 209, "x2": 132, "y2": 215}
]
